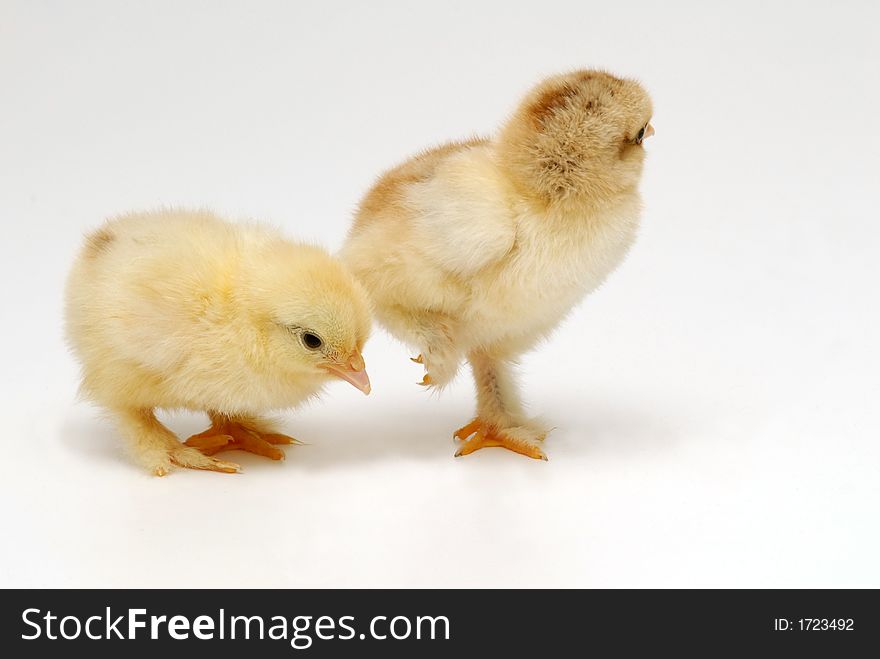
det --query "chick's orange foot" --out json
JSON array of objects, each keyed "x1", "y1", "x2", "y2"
[
  {"x1": 452, "y1": 418, "x2": 548, "y2": 461},
  {"x1": 152, "y1": 446, "x2": 241, "y2": 476},
  {"x1": 185, "y1": 419, "x2": 297, "y2": 461}
]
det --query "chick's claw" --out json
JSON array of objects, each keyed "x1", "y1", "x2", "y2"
[
  {"x1": 185, "y1": 420, "x2": 292, "y2": 461},
  {"x1": 453, "y1": 419, "x2": 547, "y2": 461},
  {"x1": 262, "y1": 433, "x2": 300, "y2": 446}
]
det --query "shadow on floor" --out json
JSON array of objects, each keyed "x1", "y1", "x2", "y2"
[{"x1": 57, "y1": 394, "x2": 685, "y2": 474}]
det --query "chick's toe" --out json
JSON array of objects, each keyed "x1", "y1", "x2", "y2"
[
  {"x1": 185, "y1": 417, "x2": 296, "y2": 461},
  {"x1": 453, "y1": 419, "x2": 548, "y2": 461},
  {"x1": 452, "y1": 418, "x2": 482, "y2": 442},
  {"x1": 167, "y1": 446, "x2": 241, "y2": 475}
]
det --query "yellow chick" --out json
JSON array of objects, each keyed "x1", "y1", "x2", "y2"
[
  {"x1": 65, "y1": 210, "x2": 372, "y2": 475},
  {"x1": 341, "y1": 70, "x2": 653, "y2": 460}
]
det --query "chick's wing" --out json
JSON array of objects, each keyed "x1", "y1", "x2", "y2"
[{"x1": 405, "y1": 148, "x2": 516, "y2": 278}]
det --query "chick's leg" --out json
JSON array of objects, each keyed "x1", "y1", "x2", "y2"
[
  {"x1": 392, "y1": 308, "x2": 460, "y2": 389},
  {"x1": 454, "y1": 352, "x2": 549, "y2": 460},
  {"x1": 115, "y1": 408, "x2": 241, "y2": 476},
  {"x1": 184, "y1": 413, "x2": 297, "y2": 461}
]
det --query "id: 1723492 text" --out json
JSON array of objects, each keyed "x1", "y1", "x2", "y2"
[{"x1": 774, "y1": 618, "x2": 854, "y2": 631}]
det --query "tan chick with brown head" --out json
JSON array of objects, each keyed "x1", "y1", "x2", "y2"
[
  {"x1": 65, "y1": 210, "x2": 372, "y2": 475},
  {"x1": 341, "y1": 70, "x2": 653, "y2": 460}
]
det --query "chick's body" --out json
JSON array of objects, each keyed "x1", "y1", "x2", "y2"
[
  {"x1": 342, "y1": 70, "x2": 653, "y2": 459},
  {"x1": 66, "y1": 210, "x2": 371, "y2": 475}
]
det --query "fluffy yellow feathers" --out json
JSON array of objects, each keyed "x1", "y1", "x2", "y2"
[
  {"x1": 65, "y1": 209, "x2": 371, "y2": 475},
  {"x1": 65, "y1": 69, "x2": 652, "y2": 473},
  {"x1": 342, "y1": 69, "x2": 653, "y2": 460}
]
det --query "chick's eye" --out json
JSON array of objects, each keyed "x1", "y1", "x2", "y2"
[
  {"x1": 634, "y1": 126, "x2": 646, "y2": 144},
  {"x1": 302, "y1": 332, "x2": 323, "y2": 350}
]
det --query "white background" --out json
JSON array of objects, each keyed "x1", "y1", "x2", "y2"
[{"x1": 2, "y1": 0, "x2": 878, "y2": 588}]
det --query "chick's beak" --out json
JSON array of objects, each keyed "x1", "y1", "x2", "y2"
[
  {"x1": 324, "y1": 351, "x2": 371, "y2": 395},
  {"x1": 644, "y1": 123, "x2": 655, "y2": 139}
]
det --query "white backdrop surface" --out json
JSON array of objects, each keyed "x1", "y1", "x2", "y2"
[{"x1": 1, "y1": 0, "x2": 878, "y2": 587}]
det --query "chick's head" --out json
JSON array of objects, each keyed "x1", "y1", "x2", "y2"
[
  {"x1": 498, "y1": 69, "x2": 653, "y2": 205},
  {"x1": 238, "y1": 242, "x2": 373, "y2": 395}
]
